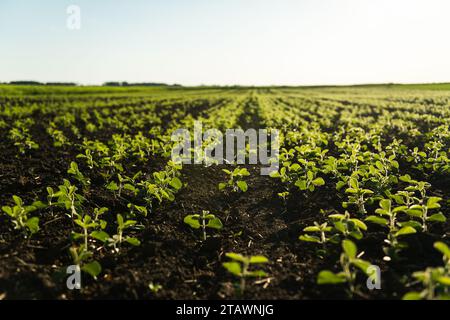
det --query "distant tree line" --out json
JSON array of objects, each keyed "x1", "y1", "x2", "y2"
[
  {"x1": 7, "y1": 81, "x2": 77, "y2": 86},
  {"x1": 103, "y1": 82, "x2": 181, "y2": 87},
  {"x1": 3, "y1": 81, "x2": 182, "y2": 87}
]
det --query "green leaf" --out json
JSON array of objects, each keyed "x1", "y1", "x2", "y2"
[
  {"x1": 31, "y1": 201, "x2": 46, "y2": 209},
  {"x1": 434, "y1": 242, "x2": 450, "y2": 260},
  {"x1": 352, "y1": 259, "x2": 371, "y2": 274},
  {"x1": 399, "y1": 174, "x2": 412, "y2": 183},
  {"x1": 218, "y1": 182, "x2": 227, "y2": 190},
  {"x1": 406, "y1": 209, "x2": 423, "y2": 218},
  {"x1": 392, "y1": 206, "x2": 408, "y2": 213},
  {"x1": 402, "y1": 292, "x2": 423, "y2": 300},
  {"x1": 345, "y1": 188, "x2": 357, "y2": 194},
  {"x1": 317, "y1": 270, "x2": 346, "y2": 284},
  {"x1": 239, "y1": 168, "x2": 250, "y2": 176},
  {"x1": 312, "y1": 177, "x2": 325, "y2": 186},
  {"x1": 170, "y1": 177, "x2": 182, "y2": 190},
  {"x1": 333, "y1": 221, "x2": 345, "y2": 233},
  {"x1": 117, "y1": 214, "x2": 124, "y2": 227},
  {"x1": 379, "y1": 199, "x2": 391, "y2": 212},
  {"x1": 399, "y1": 220, "x2": 422, "y2": 229},
  {"x1": 349, "y1": 178, "x2": 358, "y2": 189},
  {"x1": 123, "y1": 220, "x2": 136, "y2": 228},
  {"x1": 106, "y1": 181, "x2": 119, "y2": 191},
  {"x1": 295, "y1": 180, "x2": 307, "y2": 190},
  {"x1": 249, "y1": 256, "x2": 269, "y2": 264},
  {"x1": 350, "y1": 218, "x2": 367, "y2": 231},
  {"x1": 426, "y1": 197, "x2": 442, "y2": 209},
  {"x1": 225, "y1": 252, "x2": 247, "y2": 263},
  {"x1": 436, "y1": 276, "x2": 450, "y2": 286},
  {"x1": 90, "y1": 231, "x2": 110, "y2": 243},
  {"x1": 183, "y1": 215, "x2": 201, "y2": 229},
  {"x1": 365, "y1": 215, "x2": 388, "y2": 226},
  {"x1": 82, "y1": 261, "x2": 102, "y2": 279},
  {"x1": 342, "y1": 239, "x2": 357, "y2": 259},
  {"x1": 125, "y1": 237, "x2": 141, "y2": 246},
  {"x1": 206, "y1": 217, "x2": 223, "y2": 230},
  {"x1": 222, "y1": 262, "x2": 242, "y2": 276},
  {"x1": 236, "y1": 180, "x2": 248, "y2": 192},
  {"x1": 2, "y1": 206, "x2": 13, "y2": 217},
  {"x1": 269, "y1": 171, "x2": 280, "y2": 178},
  {"x1": 336, "y1": 180, "x2": 346, "y2": 190},
  {"x1": 395, "y1": 226, "x2": 417, "y2": 237},
  {"x1": 25, "y1": 217, "x2": 40, "y2": 234},
  {"x1": 303, "y1": 226, "x2": 321, "y2": 232},
  {"x1": 299, "y1": 234, "x2": 321, "y2": 243},
  {"x1": 427, "y1": 213, "x2": 446, "y2": 222}
]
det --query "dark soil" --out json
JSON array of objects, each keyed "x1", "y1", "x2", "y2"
[{"x1": 0, "y1": 97, "x2": 449, "y2": 300}]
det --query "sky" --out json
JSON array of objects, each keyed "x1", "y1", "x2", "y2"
[{"x1": 1, "y1": 0, "x2": 450, "y2": 86}]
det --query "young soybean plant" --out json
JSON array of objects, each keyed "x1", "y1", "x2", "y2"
[
  {"x1": 343, "y1": 177, "x2": 374, "y2": 214},
  {"x1": 294, "y1": 170, "x2": 325, "y2": 192},
  {"x1": 218, "y1": 167, "x2": 250, "y2": 193},
  {"x1": 399, "y1": 175, "x2": 447, "y2": 232},
  {"x1": 328, "y1": 211, "x2": 367, "y2": 240},
  {"x1": 107, "y1": 214, "x2": 141, "y2": 252},
  {"x1": 365, "y1": 199, "x2": 416, "y2": 261},
  {"x1": 184, "y1": 210, "x2": 223, "y2": 241},
  {"x1": 403, "y1": 242, "x2": 450, "y2": 300},
  {"x1": 48, "y1": 179, "x2": 85, "y2": 220},
  {"x1": 67, "y1": 161, "x2": 91, "y2": 192},
  {"x1": 2, "y1": 195, "x2": 45, "y2": 236},
  {"x1": 69, "y1": 245, "x2": 102, "y2": 280},
  {"x1": 72, "y1": 207, "x2": 109, "y2": 252},
  {"x1": 317, "y1": 240, "x2": 373, "y2": 297},
  {"x1": 299, "y1": 221, "x2": 339, "y2": 256},
  {"x1": 222, "y1": 253, "x2": 269, "y2": 294}
]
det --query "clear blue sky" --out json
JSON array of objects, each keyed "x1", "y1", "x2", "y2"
[{"x1": 1, "y1": 0, "x2": 450, "y2": 86}]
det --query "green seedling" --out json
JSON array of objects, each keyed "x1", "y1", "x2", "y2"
[
  {"x1": 73, "y1": 215, "x2": 99, "y2": 251},
  {"x1": 128, "y1": 203, "x2": 148, "y2": 217},
  {"x1": 68, "y1": 161, "x2": 91, "y2": 191},
  {"x1": 8, "y1": 120, "x2": 39, "y2": 155},
  {"x1": 317, "y1": 240, "x2": 372, "y2": 297},
  {"x1": 69, "y1": 245, "x2": 102, "y2": 279},
  {"x1": 218, "y1": 167, "x2": 250, "y2": 192},
  {"x1": 107, "y1": 214, "x2": 141, "y2": 252},
  {"x1": 365, "y1": 199, "x2": 415, "y2": 261},
  {"x1": 328, "y1": 211, "x2": 367, "y2": 240},
  {"x1": 72, "y1": 208, "x2": 108, "y2": 249},
  {"x1": 2, "y1": 195, "x2": 44, "y2": 236},
  {"x1": 343, "y1": 177, "x2": 374, "y2": 214},
  {"x1": 404, "y1": 196, "x2": 446, "y2": 232},
  {"x1": 149, "y1": 282, "x2": 163, "y2": 294},
  {"x1": 47, "y1": 124, "x2": 69, "y2": 147},
  {"x1": 106, "y1": 172, "x2": 142, "y2": 198},
  {"x1": 222, "y1": 253, "x2": 269, "y2": 294},
  {"x1": 49, "y1": 179, "x2": 85, "y2": 219},
  {"x1": 184, "y1": 210, "x2": 223, "y2": 240},
  {"x1": 76, "y1": 149, "x2": 97, "y2": 169},
  {"x1": 294, "y1": 170, "x2": 325, "y2": 192},
  {"x1": 299, "y1": 222, "x2": 339, "y2": 255},
  {"x1": 138, "y1": 170, "x2": 182, "y2": 206},
  {"x1": 403, "y1": 242, "x2": 450, "y2": 300}
]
